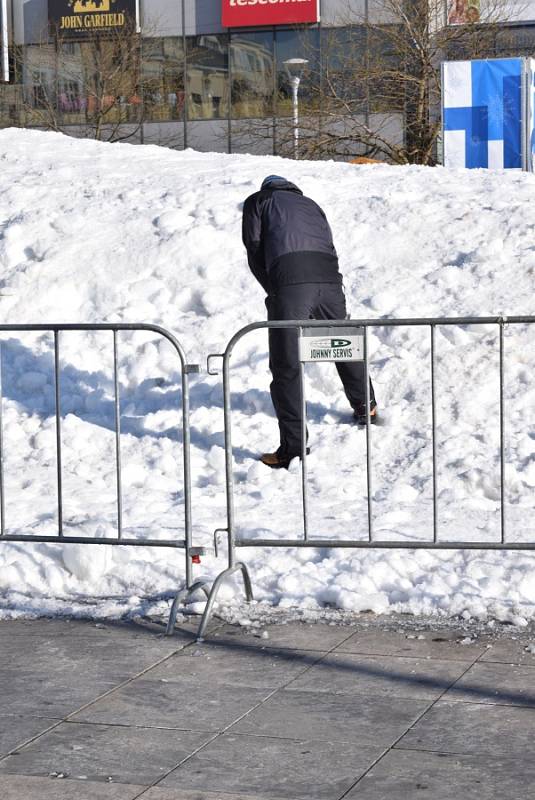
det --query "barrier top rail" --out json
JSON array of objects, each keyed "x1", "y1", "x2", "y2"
[
  {"x1": 219, "y1": 315, "x2": 534, "y2": 356},
  {"x1": 0, "y1": 322, "x2": 188, "y2": 352}
]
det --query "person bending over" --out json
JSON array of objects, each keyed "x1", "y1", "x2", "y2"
[{"x1": 242, "y1": 174, "x2": 377, "y2": 469}]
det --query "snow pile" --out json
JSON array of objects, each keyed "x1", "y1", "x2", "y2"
[{"x1": 0, "y1": 128, "x2": 534, "y2": 625}]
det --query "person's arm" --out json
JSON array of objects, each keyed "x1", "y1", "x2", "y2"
[
  {"x1": 242, "y1": 195, "x2": 270, "y2": 293},
  {"x1": 316, "y1": 203, "x2": 338, "y2": 258}
]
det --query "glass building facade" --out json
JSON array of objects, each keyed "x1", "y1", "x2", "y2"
[
  {"x1": 1, "y1": 0, "x2": 534, "y2": 159},
  {"x1": 0, "y1": 0, "x2": 398, "y2": 157}
]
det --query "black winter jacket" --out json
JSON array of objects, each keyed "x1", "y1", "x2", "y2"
[{"x1": 242, "y1": 179, "x2": 342, "y2": 293}]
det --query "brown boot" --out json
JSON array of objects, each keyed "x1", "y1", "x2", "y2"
[{"x1": 260, "y1": 447, "x2": 310, "y2": 470}]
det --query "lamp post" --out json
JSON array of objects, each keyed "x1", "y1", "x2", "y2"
[
  {"x1": 1, "y1": 0, "x2": 9, "y2": 82},
  {"x1": 283, "y1": 58, "x2": 309, "y2": 160}
]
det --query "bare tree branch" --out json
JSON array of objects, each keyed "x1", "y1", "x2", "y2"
[{"x1": 263, "y1": 0, "x2": 525, "y2": 164}]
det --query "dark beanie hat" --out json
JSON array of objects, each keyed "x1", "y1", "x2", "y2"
[{"x1": 261, "y1": 175, "x2": 287, "y2": 190}]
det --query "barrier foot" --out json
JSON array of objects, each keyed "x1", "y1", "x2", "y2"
[
  {"x1": 165, "y1": 580, "x2": 212, "y2": 636},
  {"x1": 197, "y1": 562, "x2": 253, "y2": 641}
]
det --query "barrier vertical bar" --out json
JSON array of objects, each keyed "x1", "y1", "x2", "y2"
[
  {"x1": 364, "y1": 326, "x2": 373, "y2": 541},
  {"x1": 299, "y1": 350, "x2": 309, "y2": 541},
  {"x1": 182, "y1": 360, "x2": 193, "y2": 588},
  {"x1": 431, "y1": 325, "x2": 438, "y2": 543},
  {"x1": 223, "y1": 348, "x2": 236, "y2": 568},
  {"x1": 113, "y1": 330, "x2": 123, "y2": 540},
  {"x1": 499, "y1": 320, "x2": 506, "y2": 543},
  {"x1": 0, "y1": 341, "x2": 5, "y2": 537},
  {"x1": 54, "y1": 330, "x2": 63, "y2": 537}
]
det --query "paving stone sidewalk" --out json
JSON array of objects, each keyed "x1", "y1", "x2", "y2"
[{"x1": 1, "y1": 615, "x2": 535, "y2": 800}]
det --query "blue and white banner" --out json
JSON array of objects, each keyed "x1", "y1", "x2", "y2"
[
  {"x1": 528, "y1": 58, "x2": 535, "y2": 172},
  {"x1": 443, "y1": 58, "x2": 523, "y2": 170}
]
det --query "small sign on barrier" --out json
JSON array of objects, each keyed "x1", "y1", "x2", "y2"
[{"x1": 299, "y1": 326, "x2": 364, "y2": 362}]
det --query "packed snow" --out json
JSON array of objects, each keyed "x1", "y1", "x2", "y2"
[{"x1": 0, "y1": 128, "x2": 534, "y2": 626}]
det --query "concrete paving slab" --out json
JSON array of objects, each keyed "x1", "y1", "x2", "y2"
[
  {"x1": 0, "y1": 722, "x2": 212, "y2": 785},
  {"x1": 479, "y1": 638, "x2": 535, "y2": 666},
  {"x1": 0, "y1": 618, "x2": 215, "y2": 649},
  {"x1": 0, "y1": 668, "x2": 121, "y2": 718},
  {"x1": 0, "y1": 630, "x2": 186, "y2": 674},
  {"x1": 443, "y1": 661, "x2": 535, "y2": 706},
  {"x1": 343, "y1": 748, "x2": 535, "y2": 799},
  {"x1": 0, "y1": 618, "x2": 169, "y2": 638},
  {"x1": 144, "y1": 789, "x2": 288, "y2": 800},
  {"x1": 0, "y1": 618, "x2": 200, "y2": 652},
  {"x1": 3, "y1": 616, "x2": 535, "y2": 800},
  {"x1": 161, "y1": 733, "x2": 380, "y2": 800},
  {"x1": 286, "y1": 652, "x2": 468, "y2": 699},
  {"x1": 205, "y1": 622, "x2": 354, "y2": 651},
  {"x1": 72, "y1": 679, "x2": 272, "y2": 732},
  {"x1": 0, "y1": 774, "x2": 144, "y2": 800},
  {"x1": 0, "y1": 619, "x2": 204, "y2": 718},
  {"x1": 230, "y1": 687, "x2": 429, "y2": 745},
  {"x1": 0, "y1": 716, "x2": 60, "y2": 758},
  {"x1": 397, "y1": 699, "x2": 535, "y2": 757},
  {"x1": 145, "y1": 644, "x2": 325, "y2": 689},
  {"x1": 336, "y1": 628, "x2": 489, "y2": 661}
]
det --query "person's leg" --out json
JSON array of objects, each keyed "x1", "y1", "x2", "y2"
[
  {"x1": 315, "y1": 284, "x2": 376, "y2": 413},
  {"x1": 267, "y1": 284, "x2": 317, "y2": 456}
]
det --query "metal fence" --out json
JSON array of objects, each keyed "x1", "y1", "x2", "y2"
[
  {"x1": 196, "y1": 316, "x2": 535, "y2": 639},
  {"x1": 0, "y1": 323, "x2": 206, "y2": 626},
  {"x1": 3, "y1": 317, "x2": 535, "y2": 640}
]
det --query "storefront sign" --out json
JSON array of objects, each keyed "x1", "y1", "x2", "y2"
[
  {"x1": 48, "y1": 0, "x2": 138, "y2": 37},
  {"x1": 222, "y1": 0, "x2": 320, "y2": 28}
]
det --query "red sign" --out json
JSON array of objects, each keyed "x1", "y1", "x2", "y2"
[{"x1": 222, "y1": 0, "x2": 319, "y2": 28}]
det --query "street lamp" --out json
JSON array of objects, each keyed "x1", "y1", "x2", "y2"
[{"x1": 283, "y1": 58, "x2": 309, "y2": 160}]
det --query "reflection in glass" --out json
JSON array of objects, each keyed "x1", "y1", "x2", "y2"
[
  {"x1": 186, "y1": 35, "x2": 229, "y2": 120},
  {"x1": 321, "y1": 27, "x2": 367, "y2": 109},
  {"x1": 275, "y1": 29, "x2": 318, "y2": 117},
  {"x1": 230, "y1": 32, "x2": 273, "y2": 119},
  {"x1": 19, "y1": 37, "x2": 145, "y2": 128},
  {"x1": 57, "y1": 38, "x2": 143, "y2": 126},
  {"x1": 142, "y1": 38, "x2": 185, "y2": 122}
]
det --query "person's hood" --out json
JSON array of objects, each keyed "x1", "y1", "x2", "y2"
[{"x1": 260, "y1": 175, "x2": 303, "y2": 195}]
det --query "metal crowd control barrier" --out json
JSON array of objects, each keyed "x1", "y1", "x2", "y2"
[
  {"x1": 197, "y1": 316, "x2": 535, "y2": 639},
  {"x1": 0, "y1": 323, "x2": 207, "y2": 629}
]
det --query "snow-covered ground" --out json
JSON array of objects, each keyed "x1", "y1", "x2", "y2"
[{"x1": 0, "y1": 128, "x2": 534, "y2": 626}]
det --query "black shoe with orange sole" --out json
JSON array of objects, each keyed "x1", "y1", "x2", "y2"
[{"x1": 353, "y1": 404, "x2": 378, "y2": 426}]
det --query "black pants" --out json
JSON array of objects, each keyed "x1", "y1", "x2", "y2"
[{"x1": 267, "y1": 283, "x2": 376, "y2": 456}]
